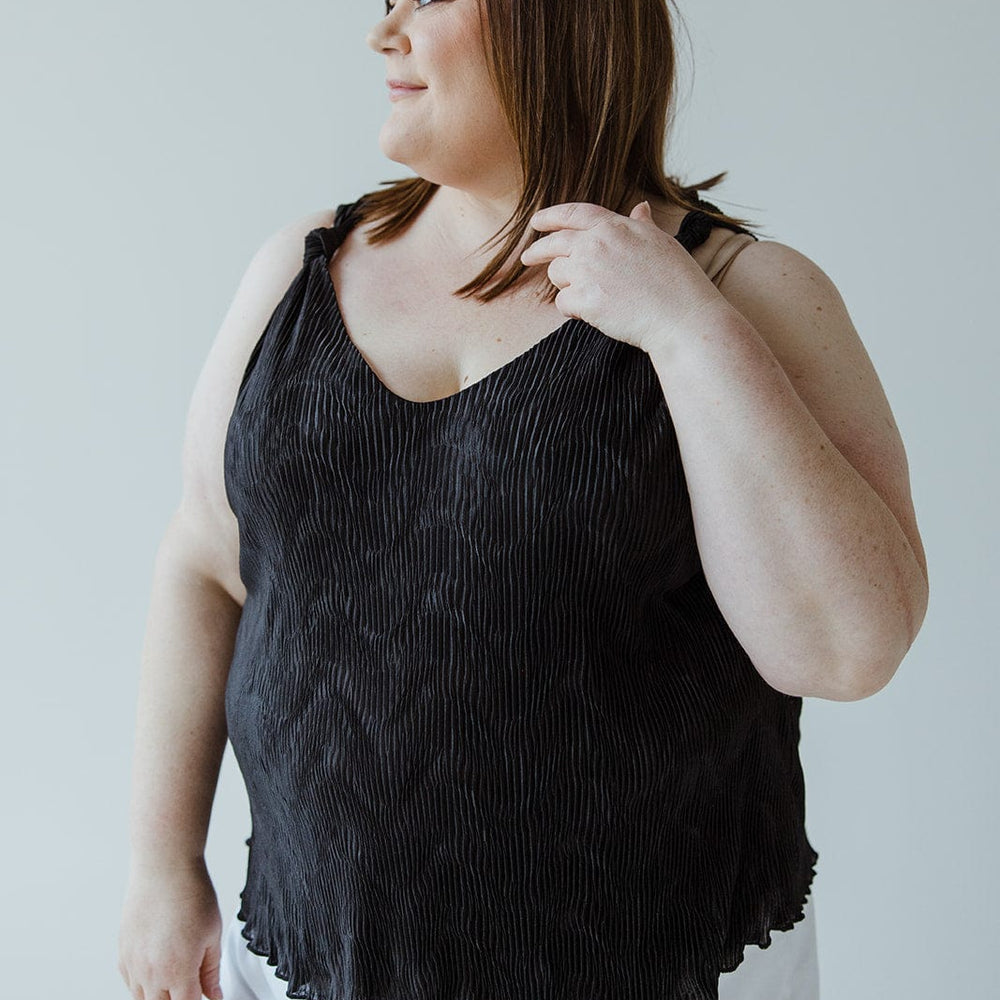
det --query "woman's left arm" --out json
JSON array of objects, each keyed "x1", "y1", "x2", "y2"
[{"x1": 644, "y1": 240, "x2": 929, "y2": 702}]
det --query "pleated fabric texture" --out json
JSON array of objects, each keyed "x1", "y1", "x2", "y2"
[{"x1": 222, "y1": 194, "x2": 819, "y2": 1000}]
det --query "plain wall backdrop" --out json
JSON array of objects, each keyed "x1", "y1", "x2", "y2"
[{"x1": 2, "y1": 1, "x2": 996, "y2": 997}]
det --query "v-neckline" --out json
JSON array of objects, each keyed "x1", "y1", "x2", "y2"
[{"x1": 316, "y1": 205, "x2": 582, "y2": 409}]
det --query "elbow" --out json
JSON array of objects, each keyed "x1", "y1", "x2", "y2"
[
  {"x1": 783, "y1": 643, "x2": 904, "y2": 703},
  {"x1": 740, "y1": 564, "x2": 931, "y2": 702},
  {"x1": 766, "y1": 584, "x2": 929, "y2": 702},
  {"x1": 831, "y1": 656, "x2": 897, "y2": 701},
  {"x1": 829, "y1": 585, "x2": 929, "y2": 702}
]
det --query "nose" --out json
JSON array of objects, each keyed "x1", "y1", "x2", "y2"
[{"x1": 366, "y1": 9, "x2": 411, "y2": 55}]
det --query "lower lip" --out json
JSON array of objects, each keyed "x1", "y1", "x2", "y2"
[{"x1": 388, "y1": 86, "x2": 426, "y2": 100}]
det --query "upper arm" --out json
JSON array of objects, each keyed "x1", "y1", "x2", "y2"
[
  {"x1": 714, "y1": 238, "x2": 929, "y2": 587},
  {"x1": 164, "y1": 207, "x2": 338, "y2": 604}
]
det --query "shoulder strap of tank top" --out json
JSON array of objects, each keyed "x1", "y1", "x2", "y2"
[
  {"x1": 674, "y1": 194, "x2": 758, "y2": 253},
  {"x1": 332, "y1": 198, "x2": 365, "y2": 231},
  {"x1": 303, "y1": 198, "x2": 366, "y2": 268},
  {"x1": 673, "y1": 194, "x2": 759, "y2": 283}
]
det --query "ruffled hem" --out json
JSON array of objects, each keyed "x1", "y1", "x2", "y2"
[
  {"x1": 237, "y1": 920, "x2": 308, "y2": 1000},
  {"x1": 234, "y1": 844, "x2": 820, "y2": 1000},
  {"x1": 716, "y1": 843, "x2": 820, "y2": 977}
]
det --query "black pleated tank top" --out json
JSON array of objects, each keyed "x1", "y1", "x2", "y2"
[{"x1": 222, "y1": 194, "x2": 819, "y2": 1000}]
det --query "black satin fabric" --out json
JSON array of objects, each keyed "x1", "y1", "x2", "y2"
[{"x1": 222, "y1": 194, "x2": 817, "y2": 1000}]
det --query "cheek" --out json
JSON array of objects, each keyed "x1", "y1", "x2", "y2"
[
  {"x1": 423, "y1": 17, "x2": 501, "y2": 123},
  {"x1": 431, "y1": 15, "x2": 492, "y2": 89}
]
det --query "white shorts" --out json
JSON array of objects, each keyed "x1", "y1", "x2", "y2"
[{"x1": 219, "y1": 893, "x2": 819, "y2": 1000}]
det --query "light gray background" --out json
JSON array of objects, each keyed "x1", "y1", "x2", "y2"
[{"x1": 2, "y1": 2, "x2": 996, "y2": 997}]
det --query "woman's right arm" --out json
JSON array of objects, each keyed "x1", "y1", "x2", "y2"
[{"x1": 117, "y1": 207, "x2": 336, "y2": 1000}]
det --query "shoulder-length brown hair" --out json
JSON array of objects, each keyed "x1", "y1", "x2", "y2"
[{"x1": 353, "y1": 0, "x2": 759, "y2": 305}]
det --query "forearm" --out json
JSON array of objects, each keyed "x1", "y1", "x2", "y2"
[
  {"x1": 646, "y1": 305, "x2": 927, "y2": 701},
  {"x1": 127, "y1": 525, "x2": 242, "y2": 874}
]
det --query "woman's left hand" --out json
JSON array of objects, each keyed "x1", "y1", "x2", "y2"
[{"x1": 520, "y1": 200, "x2": 735, "y2": 352}]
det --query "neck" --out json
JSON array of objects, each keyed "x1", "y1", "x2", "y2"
[{"x1": 420, "y1": 184, "x2": 531, "y2": 262}]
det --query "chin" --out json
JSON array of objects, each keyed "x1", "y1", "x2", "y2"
[
  {"x1": 379, "y1": 124, "x2": 421, "y2": 160},
  {"x1": 377, "y1": 145, "x2": 439, "y2": 185}
]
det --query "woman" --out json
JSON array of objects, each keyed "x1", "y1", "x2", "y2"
[{"x1": 118, "y1": 1, "x2": 929, "y2": 999}]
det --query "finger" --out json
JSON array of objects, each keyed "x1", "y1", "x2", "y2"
[
  {"x1": 529, "y1": 201, "x2": 612, "y2": 232},
  {"x1": 543, "y1": 256, "x2": 573, "y2": 290},
  {"x1": 520, "y1": 232, "x2": 572, "y2": 267},
  {"x1": 200, "y1": 939, "x2": 224, "y2": 1000},
  {"x1": 628, "y1": 199, "x2": 653, "y2": 220},
  {"x1": 166, "y1": 979, "x2": 201, "y2": 1000},
  {"x1": 553, "y1": 285, "x2": 582, "y2": 321}
]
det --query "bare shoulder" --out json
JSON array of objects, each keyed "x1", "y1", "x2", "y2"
[
  {"x1": 712, "y1": 238, "x2": 871, "y2": 393},
  {"x1": 207, "y1": 206, "x2": 338, "y2": 369},
  {"x1": 165, "y1": 207, "x2": 338, "y2": 605},
  {"x1": 714, "y1": 238, "x2": 928, "y2": 584}
]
